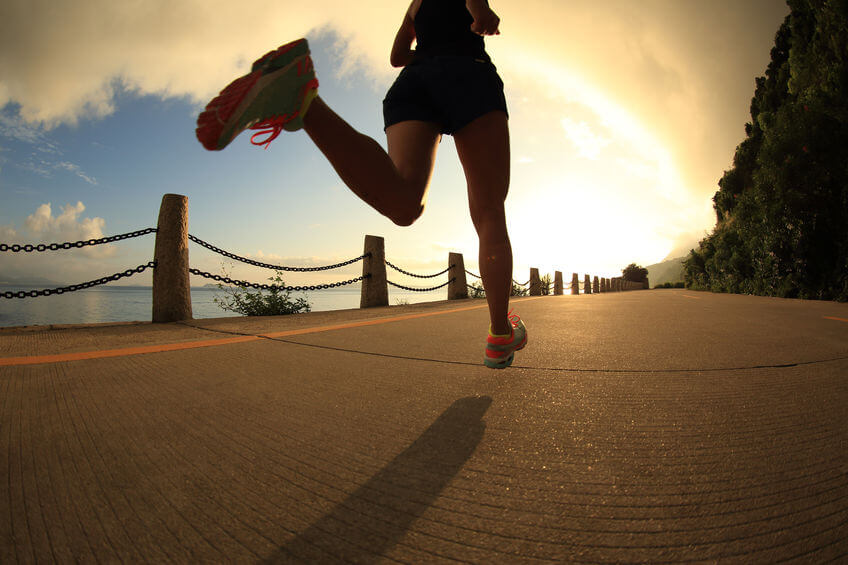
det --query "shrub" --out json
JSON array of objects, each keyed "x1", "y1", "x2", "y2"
[{"x1": 214, "y1": 269, "x2": 311, "y2": 316}]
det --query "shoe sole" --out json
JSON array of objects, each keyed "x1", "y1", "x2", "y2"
[
  {"x1": 196, "y1": 40, "x2": 311, "y2": 150},
  {"x1": 484, "y1": 326, "x2": 527, "y2": 369}
]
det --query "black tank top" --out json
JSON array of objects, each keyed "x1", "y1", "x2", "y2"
[{"x1": 414, "y1": 0, "x2": 489, "y2": 61}]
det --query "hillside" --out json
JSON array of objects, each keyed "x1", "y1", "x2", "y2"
[
  {"x1": 647, "y1": 256, "x2": 686, "y2": 287},
  {"x1": 685, "y1": 2, "x2": 848, "y2": 300}
]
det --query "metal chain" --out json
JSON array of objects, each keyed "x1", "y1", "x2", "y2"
[
  {"x1": 387, "y1": 278, "x2": 455, "y2": 292},
  {"x1": 1, "y1": 262, "x2": 156, "y2": 299},
  {"x1": 385, "y1": 260, "x2": 454, "y2": 279},
  {"x1": 0, "y1": 228, "x2": 157, "y2": 253},
  {"x1": 189, "y1": 234, "x2": 368, "y2": 272},
  {"x1": 189, "y1": 268, "x2": 369, "y2": 292},
  {"x1": 513, "y1": 279, "x2": 530, "y2": 287},
  {"x1": 465, "y1": 269, "x2": 481, "y2": 279}
]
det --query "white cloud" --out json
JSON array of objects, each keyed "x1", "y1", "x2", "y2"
[
  {"x1": 0, "y1": 224, "x2": 16, "y2": 240},
  {"x1": 23, "y1": 202, "x2": 115, "y2": 257},
  {"x1": 0, "y1": 0, "x2": 399, "y2": 128},
  {"x1": 560, "y1": 117, "x2": 611, "y2": 160},
  {"x1": 56, "y1": 161, "x2": 98, "y2": 185}
]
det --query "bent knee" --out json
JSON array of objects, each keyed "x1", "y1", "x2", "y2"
[{"x1": 390, "y1": 203, "x2": 425, "y2": 227}]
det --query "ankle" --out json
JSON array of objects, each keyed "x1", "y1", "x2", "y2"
[{"x1": 489, "y1": 322, "x2": 511, "y2": 337}]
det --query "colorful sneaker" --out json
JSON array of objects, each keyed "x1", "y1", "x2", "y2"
[
  {"x1": 484, "y1": 312, "x2": 527, "y2": 369},
  {"x1": 196, "y1": 38, "x2": 319, "y2": 151}
]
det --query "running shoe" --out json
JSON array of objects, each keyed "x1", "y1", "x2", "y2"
[
  {"x1": 196, "y1": 38, "x2": 319, "y2": 151},
  {"x1": 484, "y1": 311, "x2": 527, "y2": 369}
]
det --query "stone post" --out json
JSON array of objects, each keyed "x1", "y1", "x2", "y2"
[
  {"x1": 447, "y1": 252, "x2": 468, "y2": 300},
  {"x1": 152, "y1": 194, "x2": 192, "y2": 322},
  {"x1": 584, "y1": 274, "x2": 592, "y2": 294},
  {"x1": 571, "y1": 273, "x2": 580, "y2": 295},
  {"x1": 361, "y1": 235, "x2": 388, "y2": 308},
  {"x1": 529, "y1": 268, "x2": 541, "y2": 296},
  {"x1": 644, "y1": 278, "x2": 650, "y2": 290},
  {"x1": 554, "y1": 271, "x2": 563, "y2": 295},
  {"x1": 593, "y1": 276, "x2": 600, "y2": 294}
]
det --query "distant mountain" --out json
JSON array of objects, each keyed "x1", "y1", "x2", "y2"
[
  {"x1": 646, "y1": 256, "x2": 686, "y2": 287},
  {"x1": 0, "y1": 274, "x2": 62, "y2": 287}
]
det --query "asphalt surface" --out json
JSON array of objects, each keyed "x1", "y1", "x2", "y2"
[{"x1": 1, "y1": 289, "x2": 847, "y2": 563}]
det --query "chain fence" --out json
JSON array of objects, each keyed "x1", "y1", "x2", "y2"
[
  {"x1": 188, "y1": 269, "x2": 368, "y2": 293},
  {"x1": 385, "y1": 260, "x2": 453, "y2": 279},
  {"x1": 189, "y1": 234, "x2": 368, "y2": 272},
  {"x1": 1, "y1": 228, "x2": 160, "y2": 299},
  {"x1": 1, "y1": 262, "x2": 156, "y2": 299},
  {"x1": 387, "y1": 278, "x2": 455, "y2": 292},
  {"x1": 0, "y1": 228, "x2": 157, "y2": 253}
]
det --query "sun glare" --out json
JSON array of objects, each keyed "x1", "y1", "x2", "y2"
[{"x1": 498, "y1": 47, "x2": 693, "y2": 273}]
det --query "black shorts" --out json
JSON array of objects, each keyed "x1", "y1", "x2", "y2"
[{"x1": 382, "y1": 56, "x2": 508, "y2": 135}]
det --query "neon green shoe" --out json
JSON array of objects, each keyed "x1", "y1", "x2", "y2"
[
  {"x1": 484, "y1": 312, "x2": 527, "y2": 369},
  {"x1": 196, "y1": 38, "x2": 319, "y2": 150}
]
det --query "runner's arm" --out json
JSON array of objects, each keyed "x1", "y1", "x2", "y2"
[
  {"x1": 466, "y1": 0, "x2": 500, "y2": 35},
  {"x1": 390, "y1": 3, "x2": 417, "y2": 67}
]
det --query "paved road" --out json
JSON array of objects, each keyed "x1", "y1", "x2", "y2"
[{"x1": 1, "y1": 289, "x2": 847, "y2": 563}]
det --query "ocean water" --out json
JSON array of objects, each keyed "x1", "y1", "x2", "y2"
[{"x1": 0, "y1": 286, "x2": 445, "y2": 328}]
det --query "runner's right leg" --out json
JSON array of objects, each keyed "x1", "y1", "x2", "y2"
[{"x1": 303, "y1": 99, "x2": 441, "y2": 227}]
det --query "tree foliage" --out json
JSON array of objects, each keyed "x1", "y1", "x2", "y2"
[
  {"x1": 214, "y1": 269, "x2": 311, "y2": 316},
  {"x1": 622, "y1": 263, "x2": 649, "y2": 283},
  {"x1": 685, "y1": 0, "x2": 848, "y2": 301}
]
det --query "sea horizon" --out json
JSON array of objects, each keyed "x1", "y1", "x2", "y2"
[{"x1": 0, "y1": 284, "x2": 447, "y2": 329}]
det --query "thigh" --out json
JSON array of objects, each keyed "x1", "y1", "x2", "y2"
[
  {"x1": 385, "y1": 119, "x2": 442, "y2": 196},
  {"x1": 454, "y1": 110, "x2": 510, "y2": 209}
]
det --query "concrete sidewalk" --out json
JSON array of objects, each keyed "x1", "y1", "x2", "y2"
[{"x1": 2, "y1": 290, "x2": 847, "y2": 563}]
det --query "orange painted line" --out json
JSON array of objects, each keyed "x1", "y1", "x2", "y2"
[
  {"x1": 681, "y1": 294, "x2": 701, "y2": 300},
  {"x1": 824, "y1": 316, "x2": 848, "y2": 323},
  {"x1": 1, "y1": 297, "x2": 542, "y2": 367},
  {"x1": 260, "y1": 301, "x2": 493, "y2": 339},
  {"x1": 0, "y1": 336, "x2": 259, "y2": 367}
]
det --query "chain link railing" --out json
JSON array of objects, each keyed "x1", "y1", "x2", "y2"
[
  {"x1": 1, "y1": 228, "x2": 160, "y2": 300},
  {"x1": 385, "y1": 260, "x2": 453, "y2": 279},
  {"x1": 1, "y1": 262, "x2": 156, "y2": 299},
  {"x1": 188, "y1": 268, "x2": 368, "y2": 293},
  {"x1": 189, "y1": 234, "x2": 368, "y2": 272},
  {"x1": 387, "y1": 278, "x2": 455, "y2": 292},
  {"x1": 0, "y1": 228, "x2": 157, "y2": 253}
]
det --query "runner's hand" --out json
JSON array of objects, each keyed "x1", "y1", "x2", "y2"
[{"x1": 470, "y1": 7, "x2": 500, "y2": 35}]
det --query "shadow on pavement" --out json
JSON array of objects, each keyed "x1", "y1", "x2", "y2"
[{"x1": 265, "y1": 395, "x2": 493, "y2": 563}]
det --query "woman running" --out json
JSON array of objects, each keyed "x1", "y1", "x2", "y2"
[{"x1": 196, "y1": 0, "x2": 527, "y2": 368}]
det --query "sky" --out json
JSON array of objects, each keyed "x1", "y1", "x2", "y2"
[{"x1": 0, "y1": 0, "x2": 790, "y2": 290}]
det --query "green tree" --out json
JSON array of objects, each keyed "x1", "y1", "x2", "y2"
[
  {"x1": 687, "y1": 0, "x2": 848, "y2": 301},
  {"x1": 622, "y1": 263, "x2": 648, "y2": 283}
]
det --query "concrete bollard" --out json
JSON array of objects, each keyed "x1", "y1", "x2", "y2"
[
  {"x1": 584, "y1": 274, "x2": 592, "y2": 295},
  {"x1": 152, "y1": 194, "x2": 192, "y2": 322},
  {"x1": 571, "y1": 273, "x2": 580, "y2": 295},
  {"x1": 448, "y1": 252, "x2": 468, "y2": 300},
  {"x1": 593, "y1": 276, "x2": 600, "y2": 294},
  {"x1": 361, "y1": 235, "x2": 388, "y2": 308},
  {"x1": 554, "y1": 271, "x2": 563, "y2": 295},
  {"x1": 644, "y1": 278, "x2": 650, "y2": 290},
  {"x1": 529, "y1": 268, "x2": 541, "y2": 296}
]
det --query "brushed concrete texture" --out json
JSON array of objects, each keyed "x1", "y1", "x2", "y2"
[{"x1": 1, "y1": 290, "x2": 847, "y2": 563}]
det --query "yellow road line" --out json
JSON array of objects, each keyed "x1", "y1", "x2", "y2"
[
  {"x1": 1, "y1": 297, "x2": 542, "y2": 367},
  {"x1": 824, "y1": 316, "x2": 848, "y2": 323}
]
